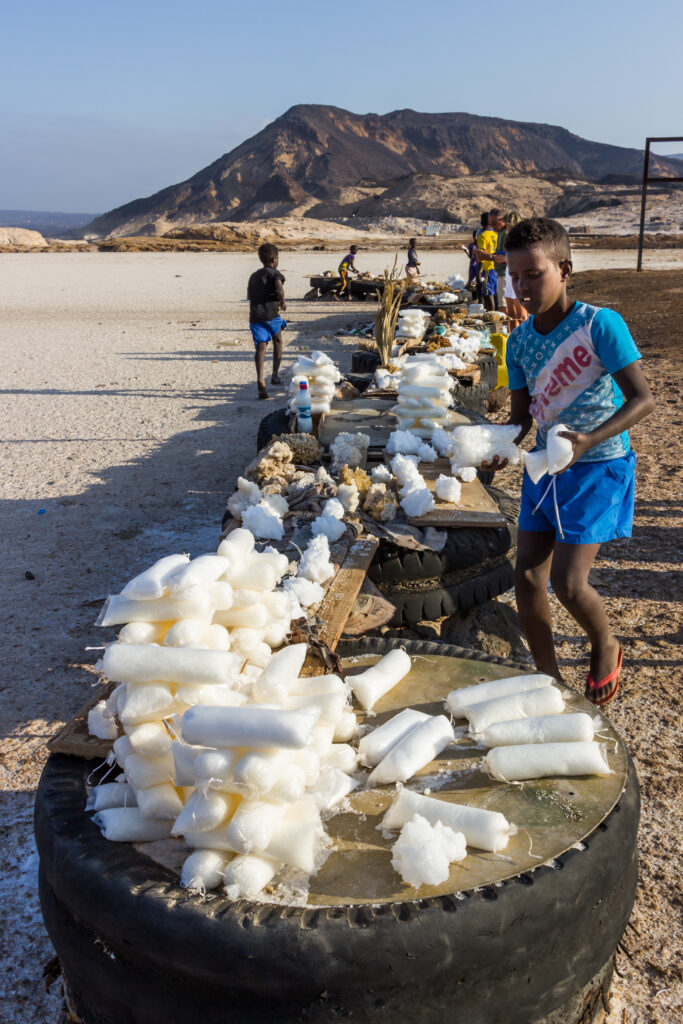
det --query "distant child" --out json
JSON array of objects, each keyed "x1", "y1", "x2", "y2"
[
  {"x1": 487, "y1": 217, "x2": 654, "y2": 705},
  {"x1": 465, "y1": 230, "x2": 479, "y2": 295},
  {"x1": 406, "y1": 237, "x2": 421, "y2": 278},
  {"x1": 474, "y1": 210, "x2": 499, "y2": 311},
  {"x1": 336, "y1": 245, "x2": 360, "y2": 300},
  {"x1": 247, "y1": 243, "x2": 286, "y2": 399}
]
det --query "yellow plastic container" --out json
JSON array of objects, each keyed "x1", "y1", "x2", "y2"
[{"x1": 490, "y1": 332, "x2": 508, "y2": 389}]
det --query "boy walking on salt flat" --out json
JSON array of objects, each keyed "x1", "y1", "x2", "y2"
[
  {"x1": 486, "y1": 218, "x2": 654, "y2": 705},
  {"x1": 247, "y1": 243, "x2": 286, "y2": 400}
]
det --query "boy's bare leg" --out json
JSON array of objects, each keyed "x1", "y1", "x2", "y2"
[
  {"x1": 550, "y1": 542, "x2": 621, "y2": 689},
  {"x1": 272, "y1": 332, "x2": 283, "y2": 382},
  {"x1": 515, "y1": 529, "x2": 563, "y2": 680},
  {"x1": 254, "y1": 342, "x2": 267, "y2": 395}
]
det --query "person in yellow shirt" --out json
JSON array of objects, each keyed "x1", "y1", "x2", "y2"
[{"x1": 474, "y1": 210, "x2": 498, "y2": 311}]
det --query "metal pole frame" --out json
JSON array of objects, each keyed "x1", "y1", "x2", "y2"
[{"x1": 636, "y1": 135, "x2": 683, "y2": 272}]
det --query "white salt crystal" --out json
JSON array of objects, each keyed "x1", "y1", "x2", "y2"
[
  {"x1": 391, "y1": 814, "x2": 466, "y2": 887},
  {"x1": 311, "y1": 515, "x2": 346, "y2": 542},
  {"x1": 227, "y1": 477, "x2": 262, "y2": 520},
  {"x1": 386, "y1": 430, "x2": 422, "y2": 456},
  {"x1": 435, "y1": 474, "x2": 461, "y2": 504},
  {"x1": 282, "y1": 576, "x2": 324, "y2": 608},
  {"x1": 298, "y1": 535, "x2": 334, "y2": 584},
  {"x1": 242, "y1": 503, "x2": 285, "y2": 541},
  {"x1": 336, "y1": 483, "x2": 359, "y2": 512},
  {"x1": 322, "y1": 498, "x2": 345, "y2": 520},
  {"x1": 418, "y1": 443, "x2": 438, "y2": 462},
  {"x1": 400, "y1": 486, "x2": 435, "y2": 518},
  {"x1": 453, "y1": 465, "x2": 477, "y2": 483},
  {"x1": 370, "y1": 464, "x2": 393, "y2": 484},
  {"x1": 261, "y1": 492, "x2": 289, "y2": 518}
]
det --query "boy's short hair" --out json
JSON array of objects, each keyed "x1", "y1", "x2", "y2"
[
  {"x1": 489, "y1": 207, "x2": 502, "y2": 218},
  {"x1": 505, "y1": 217, "x2": 571, "y2": 262},
  {"x1": 258, "y1": 243, "x2": 278, "y2": 264},
  {"x1": 350, "y1": 244, "x2": 359, "y2": 252},
  {"x1": 409, "y1": 237, "x2": 416, "y2": 246}
]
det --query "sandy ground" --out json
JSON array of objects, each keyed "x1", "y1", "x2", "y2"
[{"x1": 0, "y1": 250, "x2": 680, "y2": 1023}]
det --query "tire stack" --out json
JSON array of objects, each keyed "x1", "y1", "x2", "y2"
[{"x1": 35, "y1": 637, "x2": 639, "y2": 1024}]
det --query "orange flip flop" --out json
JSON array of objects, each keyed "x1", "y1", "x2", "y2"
[{"x1": 585, "y1": 645, "x2": 623, "y2": 706}]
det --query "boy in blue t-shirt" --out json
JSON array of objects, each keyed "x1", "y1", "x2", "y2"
[{"x1": 486, "y1": 218, "x2": 654, "y2": 705}]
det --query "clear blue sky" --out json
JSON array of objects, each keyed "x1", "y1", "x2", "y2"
[{"x1": 1, "y1": 0, "x2": 681, "y2": 212}]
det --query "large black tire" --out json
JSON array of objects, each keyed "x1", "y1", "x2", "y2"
[
  {"x1": 451, "y1": 378, "x2": 490, "y2": 415},
  {"x1": 351, "y1": 349, "x2": 381, "y2": 373},
  {"x1": 36, "y1": 637, "x2": 639, "y2": 1024},
  {"x1": 477, "y1": 353, "x2": 499, "y2": 390},
  {"x1": 255, "y1": 406, "x2": 294, "y2": 452},
  {"x1": 368, "y1": 485, "x2": 518, "y2": 626}
]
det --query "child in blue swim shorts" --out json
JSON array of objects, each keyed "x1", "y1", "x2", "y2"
[
  {"x1": 485, "y1": 218, "x2": 654, "y2": 706},
  {"x1": 247, "y1": 243, "x2": 287, "y2": 399}
]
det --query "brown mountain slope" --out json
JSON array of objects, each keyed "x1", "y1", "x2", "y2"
[{"x1": 82, "y1": 105, "x2": 682, "y2": 237}]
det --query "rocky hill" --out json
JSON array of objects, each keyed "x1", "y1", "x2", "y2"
[{"x1": 82, "y1": 106, "x2": 683, "y2": 237}]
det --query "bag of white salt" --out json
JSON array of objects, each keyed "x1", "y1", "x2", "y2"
[
  {"x1": 93, "y1": 807, "x2": 174, "y2": 842},
  {"x1": 103, "y1": 644, "x2": 241, "y2": 688},
  {"x1": 465, "y1": 686, "x2": 565, "y2": 734},
  {"x1": 181, "y1": 849, "x2": 231, "y2": 893},
  {"x1": 86, "y1": 782, "x2": 137, "y2": 812},
  {"x1": 480, "y1": 713, "x2": 596, "y2": 748},
  {"x1": 382, "y1": 787, "x2": 516, "y2": 853},
  {"x1": 97, "y1": 591, "x2": 212, "y2": 627},
  {"x1": 347, "y1": 648, "x2": 411, "y2": 711},
  {"x1": 368, "y1": 715, "x2": 454, "y2": 785},
  {"x1": 136, "y1": 783, "x2": 184, "y2": 820},
  {"x1": 172, "y1": 790, "x2": 237, "y2": 836},
  {"x1": 121, "y1": 553, "x2": 190, "y2": 601},
  {"x1": 223, "y1": 853, "x2": 282, "y2": 899},
  {"x1": 226, "y1": 800, "x2": 287, "y2": 854},
  {"x1": 182, "y1": 705, "x2": 320, "y2": 750},
  {"x1": 486, "y1": 741, "x2": 611, "y2": 782},
  {"x1": 446, "y1": 673, "x2": 554, "y2": 718},
  {"x1": 358, "y1": 708, "x2": 429, "y2": 767}
]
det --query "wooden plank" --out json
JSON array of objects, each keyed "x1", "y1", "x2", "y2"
[
  {"x1": 48, "y1": 683, "x2": 116, "y2": 760},
  {"x1": 301, "y1": 535, "x2": 379, "y2": 676},
  {"x1": 318, "y1": 398, "x2": 398, "y2": 451},
  {"x1": 406, "y1": 459, "x2": 507, "y2": 527}
]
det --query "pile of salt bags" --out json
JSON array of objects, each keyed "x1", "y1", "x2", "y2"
[
  {"x1": 90, "y1": 582, "x2": 426, "y2": 900},
  {"x1": 395, "y1": 309, "x2": 430, "y2": 340},
  {"x1": 288, "y1": 351, "x2": 341, "y2": 415},
  {"x1": 444, "y1": 674, "x2": 611, "y2": 782},
  {"x1": 426, "y1": 291, "x2": 460, "y2": 304},
  {"x1": 394, "y1": 355, "x2": 453, "y2": 440}
]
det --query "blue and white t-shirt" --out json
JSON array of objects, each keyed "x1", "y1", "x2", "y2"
[{"x1": 506, "y1": 302, "x2": 641, "y2": 462}]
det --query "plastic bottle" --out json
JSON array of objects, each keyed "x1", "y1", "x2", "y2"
[{"x1": 296, "y1": 380, "x2": 313, "y2": 433}]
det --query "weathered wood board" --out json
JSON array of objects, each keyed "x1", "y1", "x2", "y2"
[
  {"x1": 318, "y1": 398, "x2": 399, "y2": 451},
  {"x1": 406, "y1": 458, "x2": 507, "y2": 527},
  {"x1": 301, "y1": 534, "x2": 379, "y2": 676},
  {"x1": 48, "y1": 682, "x2": 116, "y2": 760}
]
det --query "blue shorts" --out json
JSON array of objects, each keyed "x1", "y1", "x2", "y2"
[
  {"x1": 250, "y1": 316, "x2": 286, "y2": 345},
  {"x1": 483, "y1": 269, "x2": 497, "y2": 296},
  {"x1": 519, "y1": 451, "x2": 636, "y2": 545}
]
